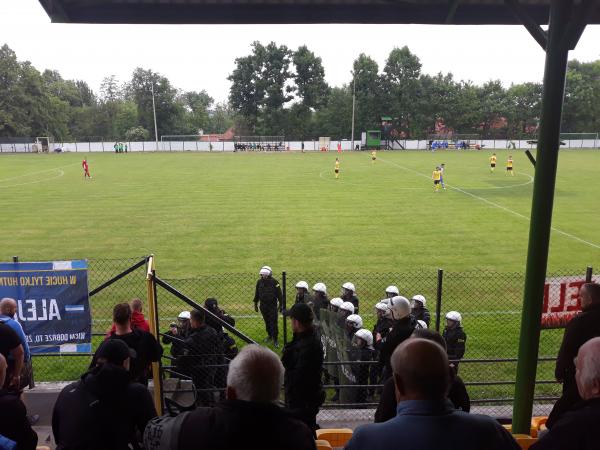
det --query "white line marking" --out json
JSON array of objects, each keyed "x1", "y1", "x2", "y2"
[
  {"x1": 0, "y1": 161, "x2": 80, "y2": 183},
  {"x1": 379, "y1": 157, "x2": 600, "y2": 250},
  {"x1": 0, "y1": 169, "x2": 65, "y2": 188}
]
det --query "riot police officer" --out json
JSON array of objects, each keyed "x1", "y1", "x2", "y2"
[
  {"x1": 295, "y1": 281, "x2": 312, "y2": 305},
  {"x1": 411, "y1": 294, "x2": 431, "y2": 327},
  {"x1": 253, "y1": 265, "x2": 282, "y2": 347},
  {"x1": 341, "y1": 282, "x2": 359, "y2": 313},
  {"x1": 311, "y1": 282, "x2": 328, "y2": 320},
  {"x1": 443, "y1": 311, "x2": 467, "y2": 372}
]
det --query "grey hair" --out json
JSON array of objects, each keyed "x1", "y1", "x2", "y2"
[
  {"x1": 226, "y1": 344, "x2": 284, "y2": 403},
  {"x1": 579, "y1": 338, "x2": 600, "y2": 395}
]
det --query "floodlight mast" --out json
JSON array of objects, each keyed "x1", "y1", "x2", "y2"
[
  {"x1": 351, "y1": 73, "x2": 356, "y2": 151},
  {"x1": 151, "y1": 83, "x2": 159, "y2": 151}
]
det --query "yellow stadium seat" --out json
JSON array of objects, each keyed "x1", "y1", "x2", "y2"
[
  {"x1": 503, "y1": 424, "x2": 537, "y2": 437},
  {"x1": 315, "y1": 439, "x2": 333, "y2": 450},
  {"x1": 512, "y1": 434, "x2": 537, "y2": 450},
  {"x1": 316, "y1": 428, "x2": 353, "y2": 448},
  {"x1": 530, "y1": 416, "x2": 548, "y2": 437}
]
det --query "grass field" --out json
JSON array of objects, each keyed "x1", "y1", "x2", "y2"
[
  {"x1": 2, "y1": 149, "x2": 599, "y2": 405},
  {"x1": 1, "y1": 150, "x2": 599, "y2": 273}
]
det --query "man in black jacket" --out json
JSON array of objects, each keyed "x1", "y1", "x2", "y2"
[
  {"x1": 169, "y1": 344, "x2": 315, "y2": 450},
  {"x1": 281, "y1": 303, "x2": 325, "y2": 433},
  {"x1": 0, "y1": 354, "x2": 37, "y2": 450},
  {"x1": 53, "y1": 339, "x2": 157, "y2": 450},
  {"x1": 179, "y1": 308, "x2": 222, "y2": 406},
  {"x1": 254, "y1": 265, "x2": 282, "y2": 347},
  {"x1": 532, "y1": 337, "x2": 600, "y2": 450},
  {"x1": 379, "y1": 296, "x2": 419, "y2": 380},
  {"x1": 547, "y1": 282, "x2": 600, "y2": 428}
]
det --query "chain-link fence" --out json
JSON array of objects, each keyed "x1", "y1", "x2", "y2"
[
  {"x1": 27, "y1": 261, "x2": 596, "y2": 423},
  {"x1": 30, "y1": 256, "x2": 150, "y2": 382}
]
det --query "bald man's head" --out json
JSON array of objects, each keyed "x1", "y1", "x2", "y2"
[
  {"x1": 0, "y1": 298, "x2": 17, "y2": 316},
  {"x1": 392, "y1": 338, "x2": 450, "y2": 402},
  {"x1": 576, "y1": 337, "x2": 600, "y2": 400}
]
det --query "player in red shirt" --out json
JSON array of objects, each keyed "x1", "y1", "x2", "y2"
[{"x1": 82, "y1": 159, "x2": 91, "y2": 179}]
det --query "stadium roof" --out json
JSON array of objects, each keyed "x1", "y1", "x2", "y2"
[{"x1": 37, "y1": 0, "x2": 600, "y2": 25}]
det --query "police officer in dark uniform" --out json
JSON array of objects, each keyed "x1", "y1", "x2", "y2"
[
  {"x1": 281, "y1": 303, "x2": 325, "y2": 434},
  {"x1": 310, "y1": 283, "x2": 328, "y2": 321},
  {"x1": 411, "y1": 294, "x2": 431, "y2": 327},
  {"x1": 253, "y1": 265, "x2": 283, "y2": 347},
  {"x1": 341, "y1": 282, "x2": 359, "y2": 313},
  {"x1": 443, "y1": 311, "x2": 467, "y2": 373},
  {"x1": 179, "y1": 309, "x2": 223, "y2": 406},
  {"x1": 294, "y1": 281, "x2": 312, "y2": 305}
]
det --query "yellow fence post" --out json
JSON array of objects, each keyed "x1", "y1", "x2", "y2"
[{"x1": 146, "y1": 255, "x2": 163, "y2": 415}]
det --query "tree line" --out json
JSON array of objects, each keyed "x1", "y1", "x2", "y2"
[{"x1": 1, "y1": 42, "x2": 599, "y2": 141}]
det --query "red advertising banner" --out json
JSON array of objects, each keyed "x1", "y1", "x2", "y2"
[{"x1": 541, "y1": 277, "x2": 590, "y2": 329}]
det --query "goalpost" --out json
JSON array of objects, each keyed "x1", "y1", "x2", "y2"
[{"x1": 559, "y1": 133, "x2": 599, "y2": 148}]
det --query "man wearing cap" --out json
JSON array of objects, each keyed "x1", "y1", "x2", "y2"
[
  {"x1": 53, "y1": 339, "x2": 157, "y2": 450},
  {"x1": 282, "y1": 303, "x2": 325, "y2": 433},
  {"x1": 254, "y1": 266, "x2": 283, "y2": 347}
]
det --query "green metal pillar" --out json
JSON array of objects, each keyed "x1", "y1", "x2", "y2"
[{"x1": 512, "y1": 0, "x2": 573, "y2": 434}]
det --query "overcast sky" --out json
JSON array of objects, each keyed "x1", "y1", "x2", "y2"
[{"x1": 1, "y1": 0, "x2": 599, "y2": 104}]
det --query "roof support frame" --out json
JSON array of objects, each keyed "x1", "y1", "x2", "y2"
[
  {"x1": 445, "y1": 0, "x2": 462, "y2": 24},
  {"x1": 512, "y1": 0, "x2": 577, "y2": 435},
  {"x1": 562, "y1": 0, "x2": 597, "y2": 50},
  {"x1": 505, "y1": 0, "x2": 548, "y2": 49}
]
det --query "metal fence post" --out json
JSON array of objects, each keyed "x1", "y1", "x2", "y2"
[
  {"x1": 435, "y1": 269, "x2": 444, "y2": 332},
  {"x1": 282, "y1": 271, "x2": 288, "y2": 345},
  {"x1": 586, "y1": 266, "x2": 593, "y2": 283},
  {"x1": 146, "y1": 256, "x2": 163, "y2": 415},
  {"x1": 12, "y1": 256, "x2": 19, "y2": 263}
]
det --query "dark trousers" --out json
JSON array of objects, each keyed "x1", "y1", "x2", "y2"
[
  {"x1": 288, "y1": 404, "x2": 319, "y2": 435},
  {"x1": 260, "y1": 302, "x2": 278, "y2": 340}
]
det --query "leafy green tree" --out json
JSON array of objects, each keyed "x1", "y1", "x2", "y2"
[
  {"x1": 563, "y1": 60, "x2": 600, "y2": 133},
  {"x1": 352, "y1": 53, "x2": 382, "y2": 136},
  {"x1": 506, "y1": 82, "x2": 542, "y2": 137},
  {"x1": 293, "y1": 45, "x2": 329, "y2": 110},
  {"x1": 125, "y1": 126, "x2": 150, "y2": 141}
]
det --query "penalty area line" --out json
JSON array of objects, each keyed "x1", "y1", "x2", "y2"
[{"x1": 378, "y1": 157, "x2": 600, "y2": 251}]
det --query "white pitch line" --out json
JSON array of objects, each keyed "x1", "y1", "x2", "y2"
[
  {"x1": 0, "y1": 169, "x2": 65, "y2": 188},
  {"x1": 379, "y1": 157, "x2": 600, "y2": 251},
  {"x1": 0, "y1": 161, "x2": 81, "y2": 183}
]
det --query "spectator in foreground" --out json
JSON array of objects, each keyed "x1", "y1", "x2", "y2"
[
  {"x1": 0, "y1": 321, "x2": 24, "y2": 391},
  {"x1": 282, "y1": 303, "x2": 325, "y2": 433},
  {"x1": 104, "y1": 303, "x2": 162, "y2": 385},
  {"x1": 548, "y1": 282, "x2": 600, "y2": 428},
  {"x1": 346, "y1": 339, "x2": 518, "y2": 450},
  {"x1": 375, "y1": 328, "x2": 470, "y2": 423},
  {"x1": 0, "y1": 354, "x2": 38, "y2": 450},
  {"x1": 532, "y1": 337, "x2": 600, "y2": 450},
  {"x1": 172, "y1": 344, "x2": 315, "y2": 450},
  {"x1": 0, "y1": 298, "x2": 30, "y2": 390},
  {"x1": 53, "y1": 339, "x2": 156, "y2": 450},
  {"x1": 107, "y1": 298, "x2": 151, "y2": 335}
]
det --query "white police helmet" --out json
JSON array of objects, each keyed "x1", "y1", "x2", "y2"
[
  {"x1": 178, "y1": 311, "x2": 191, "y2": 320},
  {"x1": 339, "y1": 301, "x2": 355, "y2": 314},
  {"x1": 417, "y1": 320, "x2": 428, "y2": 329},
  {"x1": 342, "y1": 282, "x2": 356, "y2": 293},
  {"x1": 380, "y1": 298, "x2": 391, "y2": 306},
  {"x1": 259, "y1": 265, "x2": 272, "y2": 276},
  {"x1": 295, "y1": 281, "x2": 309, "y2": 290},
  {"x1": 354, "y1": 329, "x2": 374, "y2": 348},
  {"x1": 446, "y1": 311, "x2": 462, "y2": 323},
  {"x1": 312, "y1": 282, "x2": 327, "y2": 295},
  {"x1": 389, "y1": 296, "x2": 411, "y2": 320},
  {"x1": 330, "y1": 298, "x2": 343, "y2": 308},
  {"x1": 346, "y1": 314, "x2": 363, "y2": 330},
  {"x1": 411, "y1": 294, "x2": 426, "y2": 307},
  {"x1": 385, "y1": 285, "x2": 400, "y2": 296}
]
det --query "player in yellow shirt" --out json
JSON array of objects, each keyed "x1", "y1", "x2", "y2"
[
  {"x1": 489, "y1": 153, "x2": 497, "y2": 173},
  {"x1": 371, "y1": 150, "x2": 377, "y2": 163},
  {"x1": 334, "y1": 157, "x2": 340, "y2": 179},
  {"x1": 432, "y1": 166, "x2": 442, "y2": 192},
  {"x1": 506, "y1": 155, "x2": 514, "y2": 176}
]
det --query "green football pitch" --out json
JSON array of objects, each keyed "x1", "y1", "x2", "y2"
[
  {"x1": 1, "y1": 149, "x2": 599, "y2": 274},
  {"x1": 2, "y1": 149, "x2": 599, "y2": 394}
]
